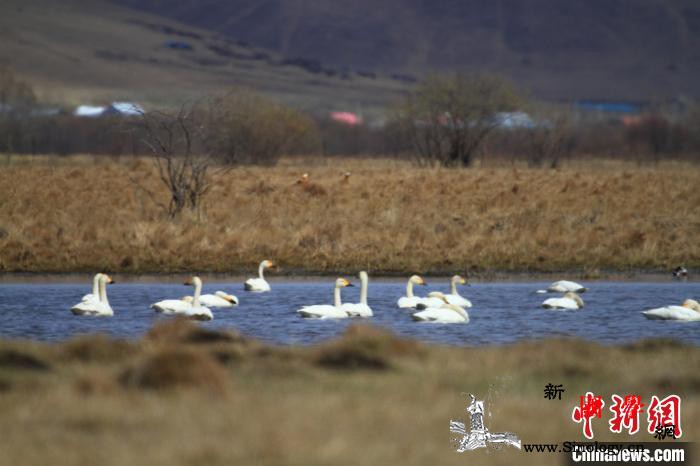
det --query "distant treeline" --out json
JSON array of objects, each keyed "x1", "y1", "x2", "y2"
[
  {"x1": 1, "y1": 66, "x2": 700, "y2": 165},
  {"x1": 3, "y1": 111, "x2": 699, "y2": 164}
]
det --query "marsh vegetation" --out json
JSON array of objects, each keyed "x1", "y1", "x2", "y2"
[{"x1": 0, "y1": 321, "x2": 697, "y2": 466}]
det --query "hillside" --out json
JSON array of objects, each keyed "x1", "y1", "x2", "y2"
[
  {"x1": 0, "y1": 0, "x2": 407, "y2": 113},
  {"x1": 113, "y1": 0, "x2": 700, "y2": 101}
]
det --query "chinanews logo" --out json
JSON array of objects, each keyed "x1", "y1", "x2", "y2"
[
  {"x1": 572, "y1": 392, "x2": 682, "y2": 440},
  {"x1": 450, "y1": 385, "x2": 687, "y2": 459}
]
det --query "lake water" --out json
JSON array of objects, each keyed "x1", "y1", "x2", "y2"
[{"x1": 0, "y1": 280, "x2": 698, "y2": 346}]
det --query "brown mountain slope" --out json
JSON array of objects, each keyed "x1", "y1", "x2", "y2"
[
  {"x1": 112, "y1": 0, "x2": 700, "y2": 100},
  {"x1": 0, "y1": 0, "x2": 407, "y2": 112}
]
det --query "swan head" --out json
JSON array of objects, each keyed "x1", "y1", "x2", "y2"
[
  {"x1": 682, "y1": 299, "x2": 700, "y2": 311},
  {"x1": 452, "y1": 275, "x2": 468, "y2": 285},
  {"x1": 214, "y1": 291, "x2": 237, "y2": 303},
  {"x1": 359, "y1": 271, "x2": 368, "y2": 281},
  {"x1": 184, "y1": 276, "x2": 202, "y2": 287},
  {"x1": 409, "y1": 275, "x2": 427, "y2": 286},
  {"x1": 262, "y1": 259, "x2": 275, "y2": 269},
  {"x1": 564, "y1": 292, "x2": 584, "y2": 307},
  {"x1": 99, "y1": 274, "x2": 114, "y2": 284},
  {"x1": 335, "y1": 278, "x2": 354, "y2": 288}
]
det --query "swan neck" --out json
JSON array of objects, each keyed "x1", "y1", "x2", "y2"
[
  {"x1": 258, "y1": 263, "x2": 265, "y2": 279},
  {"x1": 98, "y1": 279, "x2": 108, "y2": 305},
  {"x1": 406, "y1": 280, "x2": 414, "y2": 298},
  {"x1": 193, "y1": 281, "x2": 201, "y2": 307},
  {"x1": 334, "y1": 285, "x2": 342, "y2": 307},
  {"x1": 92, "y1": 274, "x2": 100, "y2": 297},
  {"x1": 450, "y1": 279, "x2": 458, "y2": 295},
  {"x1": 360, "y1": 275, "x2": 368, "y2": 305}
]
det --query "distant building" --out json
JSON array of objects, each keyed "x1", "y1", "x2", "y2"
[
  {"x1": 74, "y1": 105, "x2": 107, "y2": 117},
  {"x1": 575, "y1": 100, "x2": 645, "y2": 114},
  {"x1": 493, "y1": 111, "x2": 536, "y2": 129},
  {"x1": 74, "y1": 102, "x2": 144, "y2": 117},
  {"x1": 330, "y1": 111, "x2": 363, "y2": 126},
  {"x1": 104, "y1": 102, "x2": 145, "y2": 116}
]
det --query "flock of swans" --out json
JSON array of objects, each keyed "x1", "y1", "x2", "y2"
[{"x1": 69, "y1": 260, "x2": 700, "y2": 323}]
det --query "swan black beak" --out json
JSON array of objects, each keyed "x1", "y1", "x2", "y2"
[{"x1": 346, "y1": 283, "x2": 355, "y2": 287}]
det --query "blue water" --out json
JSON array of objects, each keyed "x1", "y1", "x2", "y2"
[{"x1": 0, "y1": 280, "x2": 698, "y2": 346}]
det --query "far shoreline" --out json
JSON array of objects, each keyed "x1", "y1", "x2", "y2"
[{"x1": 0, "y1": 268, "x2": 692, "y2": 284}]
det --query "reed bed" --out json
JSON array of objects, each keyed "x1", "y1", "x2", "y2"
[
  {"x1": 1, "y1": 155, "x2": 698, "y2": 274},
  {"x1": 0, "y1": 321, "x2": 698, "y2": 466}
]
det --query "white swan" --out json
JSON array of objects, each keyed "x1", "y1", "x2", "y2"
[
  {"x1": 444, "y1": 275, "x2": 472, "y2": 307},
  {"x1": 538, "y1": 280, "x2": 587, "y2": 294},
  {"x1": 151, "y1": 276, "x2": 213, "y2": 321},
  {"x1": 542, "y1": 292, "x2": 584, "y2": 310},
  {"x1": 244, "y1": 260, "x2": 274, "y2": 292},
  {"x1": 184, "y1": 291, "x2": 238, "y2": 308},
  {"x1": 71, "y1": 274, "x2": 114, "y2": 316},
  {"x1": 397, "y1": 275, "x2": 428, "y2": 308},
  {"x1": 642, "y1": 299, "x2": 700, "y2": 321},
  {"x1": 412, "y1": 293, "x2": 469, "y2": 323},
  {"x1": 297, "y1": 278, "x2": 353, "y2": 319},
  {"x1": 341, "y1": 271, "x2": 373, "y2": 317}
]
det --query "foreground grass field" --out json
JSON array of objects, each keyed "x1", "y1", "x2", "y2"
[
  {"x1": 0, "y1": 321, "x2": 697, "y2": 466},
  {"x1": 1, "y1": 155, "x2": 699, "y2": 274}
]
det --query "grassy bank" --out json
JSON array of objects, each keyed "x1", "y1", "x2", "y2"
[
  {"x1": 1, "y1": 155, "x2": 699, "y2": 274},
  {"x1": 0, "y1": 321, "x2": 697, "y2": 466}
]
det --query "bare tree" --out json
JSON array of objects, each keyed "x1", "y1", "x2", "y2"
[
  {"x1": 392, "y1": 73, "x2": 522, "y2": 167},
  {"x1": 523, "y1": 114, "x2": 576, "y2": 168},
  {"x1": 139, "y1": 103, "x2": 220, "y2": 219}
]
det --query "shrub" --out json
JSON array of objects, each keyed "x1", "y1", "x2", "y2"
[
  {"x1": 120, "y1": 348, "x2": 227, "y2": 392},
  {"x1": 208, "y1": 90, "x2": 320, "y2": 165}
]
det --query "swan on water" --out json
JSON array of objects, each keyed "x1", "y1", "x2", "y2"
[
  {"x1": 444, "y1": 275, "x2": 472, "y2": 307},
  {"x1": 184, "y1": 290, "x2": 238, "y2": 307},
  {"x1": 537, "y1": 280, "x2": 587, "y2": 294},
  {"x1": 341, "y1": 271, "x2": 373, "y2": 317},
  {"x1": 81, "y1": 272, "x2": 103, "y2": 302},
  {"x1": 244, "y1": 260, "x2": 275, "y2": 292},
  {"x1": 412, "y1": 292, "x2": 469, "y2": 323},
  {"x1": 297, "y1": 278, "x2": 354, "y2": 319},
  {"x1": 642, "y1": 299, "x2": 700, "y2": 321},
  {"x1": 542, "y1": 292, "x2": 585, "y2": 310},
  {"x1": 71, "y1": 274, "x2": 114, "y2": 316},
  {"x1": 151, "y1": 276, "x2": 213, "y2": 321},
  {"x1": 397, "y1": 275, "x2": 428, "y2": 308}
]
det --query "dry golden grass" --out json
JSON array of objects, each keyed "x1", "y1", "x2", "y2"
[
  {"x1": 1, "y1": 155, "x2": 699, "y2": 273},
  {"x1": 0, "y1": 322, "x2": 698, "y2": 466}
]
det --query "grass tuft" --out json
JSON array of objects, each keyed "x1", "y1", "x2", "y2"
[
  {"x1": 57, "y1": 334, "x2": 139, "y2": 364},
  {"x1": 313, "y1": 324, "x2": 422, "y2": 370},
  {"x1": 120, "y1": 348, "x2": 228, "y2": 393},
  {"x1": 0, "y1": 348, "x2": 51, "y2": 371}
]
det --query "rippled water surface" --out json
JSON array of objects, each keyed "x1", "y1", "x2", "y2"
[{"x1": 1, "y1": 280, "x2": 698, "y2": 346}]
